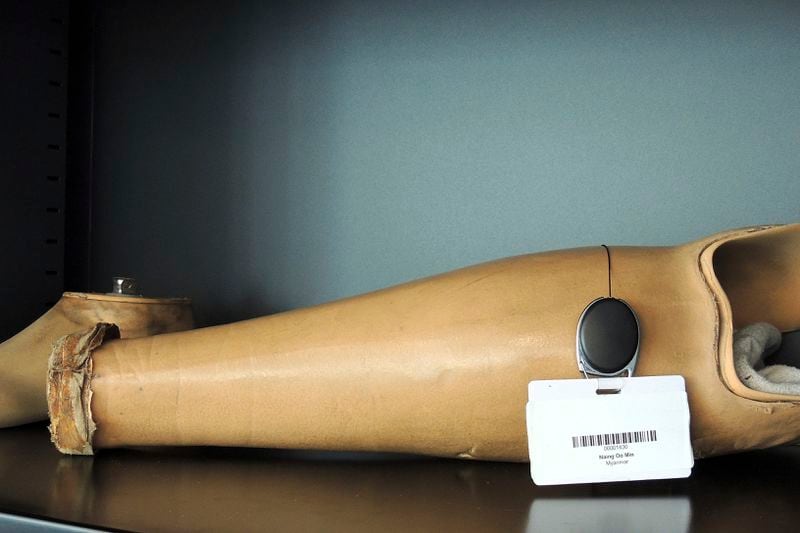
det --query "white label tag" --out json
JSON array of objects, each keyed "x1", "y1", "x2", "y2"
[{"x1": 526, "y1": 375, "x2": 693, "y2": 485}]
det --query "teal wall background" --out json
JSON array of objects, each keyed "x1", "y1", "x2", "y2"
[{"x1": 89, "y1": 0, "x2": 800, "y2": 326}]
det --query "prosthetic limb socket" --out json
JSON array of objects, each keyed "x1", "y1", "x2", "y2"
[{"x1": 48, "y1": 224, "x2": 800, "y2": 460}]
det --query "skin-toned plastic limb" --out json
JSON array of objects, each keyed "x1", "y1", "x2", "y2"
[
  {"x1": 48, "y1": 224, "x2": 800, "y2": 460},
  {"x1": 0, "y1": 292, "x2": 193, "y2": 428}
]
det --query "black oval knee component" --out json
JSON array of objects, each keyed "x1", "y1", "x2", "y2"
[{"x1": 577, "y1": 298, "x2": 640, "y2": 375}]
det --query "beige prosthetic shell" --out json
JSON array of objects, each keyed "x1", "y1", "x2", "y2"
[
  {"x1": 0, "y1": 292, "x2": 193, "y2": 427},
  {"x1": 48, "y1": 224, "x2": 800, "y2": 460}
]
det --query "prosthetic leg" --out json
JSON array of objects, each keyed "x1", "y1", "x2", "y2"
[
  {"x1": 0, "y1": 288, "x2": 193, "y2": 427},
  {"x1": 48, "y1": 224, "x2": 800, "y2": 460}
]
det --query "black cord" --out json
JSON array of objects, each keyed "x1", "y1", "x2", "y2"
[{"x1": 601, "y1": 244, "x2": 612, "y2": 297}]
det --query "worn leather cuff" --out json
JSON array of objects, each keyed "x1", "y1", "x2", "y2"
[{"x1": 47, "y1": 323, "x2": 119, "y2": 455}]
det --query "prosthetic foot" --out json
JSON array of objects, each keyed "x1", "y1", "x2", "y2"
[
  {"x1": 1, "y1": 282, "x2": 193, "y2": 428},
  {"x1": 48, "y1": 224, "x2": 800, "y2": 460}
]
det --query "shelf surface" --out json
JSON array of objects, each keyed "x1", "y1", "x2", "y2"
[{"x1": 0, "y1": 423, "x2": 798, "y2": 532}]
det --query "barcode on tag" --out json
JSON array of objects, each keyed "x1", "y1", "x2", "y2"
[{"x1": 571, "y1": 429, "x2": 657, "y2": 448}]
